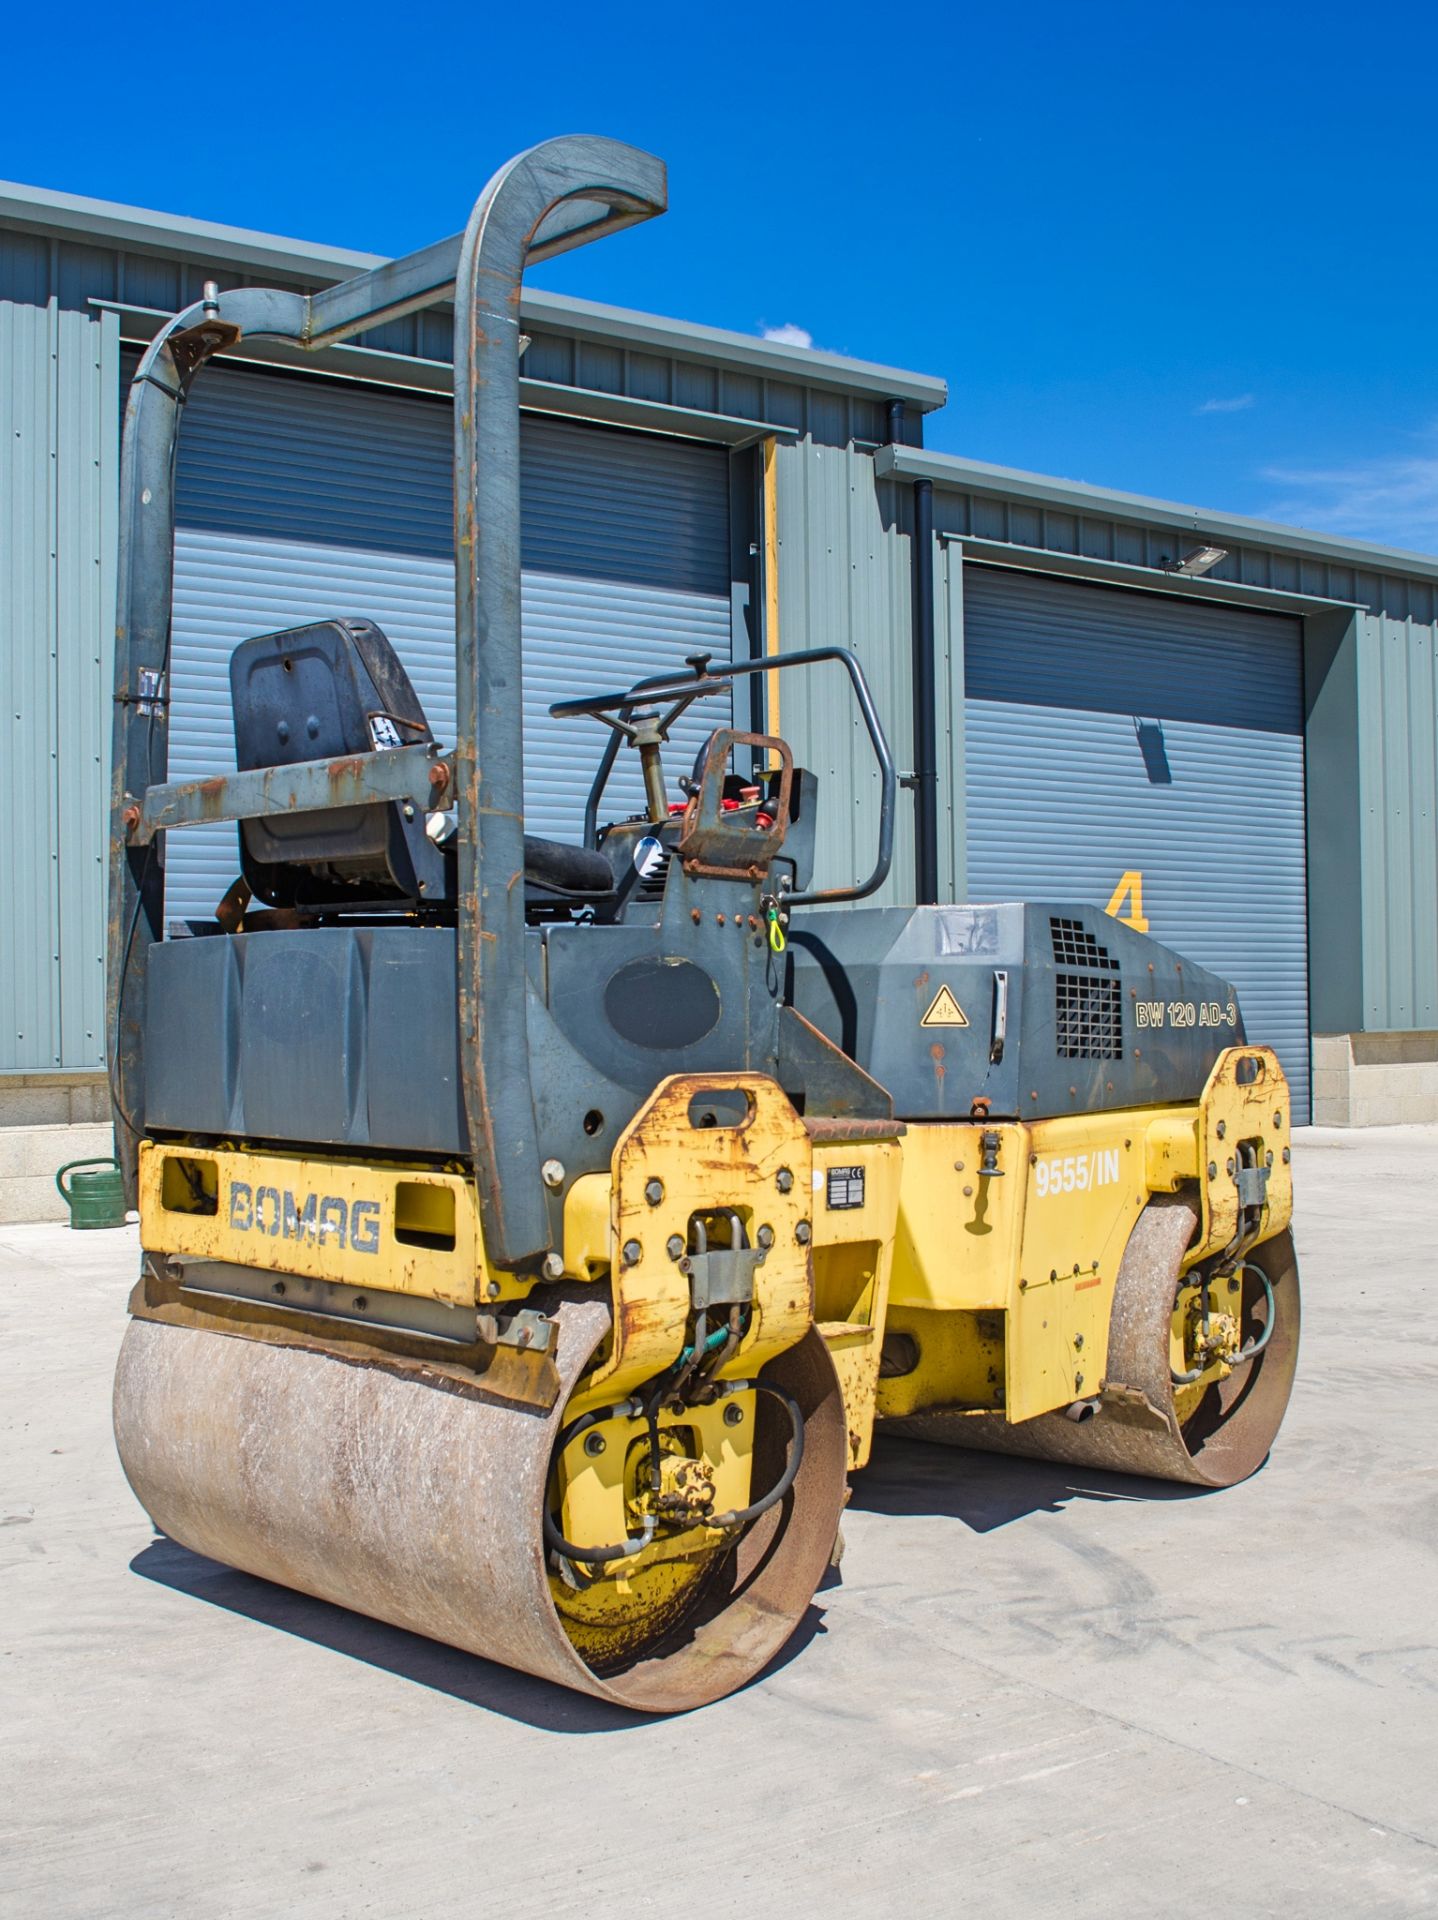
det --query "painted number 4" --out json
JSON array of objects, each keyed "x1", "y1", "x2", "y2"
[{"x1": 1104, "y1": 869, "x2": 1149, "y2": 934}]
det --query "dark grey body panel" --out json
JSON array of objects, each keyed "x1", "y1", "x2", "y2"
[
  {"x1": 148, "y1": 894, "x2": 1243, "y2": 1184},
  {"x1": 143, "y1": 857, "x2": 815, "y2": 1191},
  {"x1": 146, "y1": 927, "x2": 469, "y2": 1155},
  {"x1": 787, "y1": 902, "x2": 1245, "y2": 1121}
]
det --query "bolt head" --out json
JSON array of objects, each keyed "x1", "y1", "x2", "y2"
[
  {"x1": 644, "y1": 1177, "x2": 664, "y2": 1206},
  {"x1": 541, "y1": 1157, "x2": 565, "y2": 1189},
  {"x1": 541, "y1": 1252, "x2": 564, "y2": 1281},
  {"x1": 1207, "y1": 1161, "x2": 1218, "y2": 1180},
  {"x1": 1273, "y1": 1111, "x2": 1283, "y2": 1129},
  {"x1": 486, "y1": 1279, "x2": 501, "y2": 1299},
  {"x1": 776, "y1": 1167, "x2": 794, "y2": 1194},
  {"x1": 795, "y1": 1220, "x2": 812, "y2": 1245},
  {"x1": 723, "y1": 1402, "x2": 744, "y2": 1427},
  {"x1": 1282, "y1": 1147, "x2": 1291, "y2": 1164},
  {"x1": 583, "y1": 1430, "x2": 606, "y2": 1456},
  {"x1": 666, "y1": 1234, "x2": 685, "y2": 1261},
  {"x1": 756, "y1": 1224, "x2": 775, "y2": 1251},
  {"x1": 1074, "y1": 1333, "x2": 1084, "y2": 1350},
  {"x1": 1216, "y1": 1119, "x2": 1226, "y2": 1139},
  {"x1": 622, "y1": 1238, "x2": 642, "y2": 1267}
]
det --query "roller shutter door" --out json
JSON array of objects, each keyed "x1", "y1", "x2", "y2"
[
  {"x1": 964, "y1": 566, "x2": 1310, "y2": 1119},
  {"x1": 161, "y1": 363, "x2": 731, "y2": 923}
]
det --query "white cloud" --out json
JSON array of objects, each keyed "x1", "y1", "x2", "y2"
[
  {"x1": 1195, "y1": 393, "x2": 1256, "y2": 415},
  {"x1": 1260, "y1": 440, "x2": 1438, "y2": 551},
  {"x1": 761, "y1": 322, "x2": 814, "y2": 349}
]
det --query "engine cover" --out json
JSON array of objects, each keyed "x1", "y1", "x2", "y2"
[{"x1": 786, "y1": 902, "x2": 1244, "y2": 1121}]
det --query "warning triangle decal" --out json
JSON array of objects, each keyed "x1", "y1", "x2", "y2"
[{"x1": 921, "y1": 984, "x2": 969, "y2": 1028}]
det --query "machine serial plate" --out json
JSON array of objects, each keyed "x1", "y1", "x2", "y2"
[{"x1": 826, "y1": 1165, "x2": 866, "y2": 1210}]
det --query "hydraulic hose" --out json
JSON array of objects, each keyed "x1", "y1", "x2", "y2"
[
  {"x1": 544, "y1": 1375, "x2": 807, "y2": 1564},
  {"x1": 708, "y1": 1381, "x2": 805, "y2": 1530},
  {"x1": 542, "y1": 1397, "x2": 660, "y2": 1567},
  {"x1": 1226, "y1": 1262, "x2": 1277, "y2": 1366},
  {"x1": 1172, "y1": 1260, "x2": 1277, "y2": 1385}
]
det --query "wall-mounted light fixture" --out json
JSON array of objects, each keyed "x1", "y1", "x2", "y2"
[{"x1": 1169, "y1": 544, "x2": 1228, "y2": 577}]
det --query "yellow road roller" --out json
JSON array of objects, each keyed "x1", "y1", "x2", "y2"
[{"x1": 108, "y1": 136, "x2": 1299, "y2": 1713}]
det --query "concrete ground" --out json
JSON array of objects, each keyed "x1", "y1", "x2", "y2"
[{"x1": 3, "y1": 1128, "x2": 1436, "y2": 1919}]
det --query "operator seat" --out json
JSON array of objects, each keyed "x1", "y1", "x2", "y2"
[{"x1": 228, "y1": 618, "x2": 615, "y2": 915}]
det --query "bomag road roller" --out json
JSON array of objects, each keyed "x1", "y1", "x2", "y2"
[{"x1": 109, "y1": 136, "x2": 1300, "y2": 1713}]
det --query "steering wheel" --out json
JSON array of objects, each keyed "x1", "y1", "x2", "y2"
[{"x1": 548, "y1": 653, "x2": 727, "y2": 742}]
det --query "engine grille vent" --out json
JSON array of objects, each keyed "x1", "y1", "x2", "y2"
[
  {"x1": 1055, "y1": 973, "x2": 1123, "y2": 1060},
  {"x1": 1051, "y1": 915, "x2": 1119, "y2": 971}
]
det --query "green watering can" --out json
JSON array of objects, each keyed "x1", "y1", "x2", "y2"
[{"x1": 55, "y1": 1157, "x2": 127, "y2": 1230}]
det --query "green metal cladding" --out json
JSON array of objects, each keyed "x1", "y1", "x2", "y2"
[{"x1": 0, "y1": 300, "x2": 117, "y2": 1072}]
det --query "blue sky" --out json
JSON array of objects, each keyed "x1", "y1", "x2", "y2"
[{"x1": 7, "y1": 0, "x2": 1436, "y2": 550}]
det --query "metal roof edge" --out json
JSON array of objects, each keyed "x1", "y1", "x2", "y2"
[
  {"x1": 874, "y1": 444, "x2": 1438, "y2": 583},
  {"x1": 0, "y1": 178, "x2": 947, "y2": 412},
  {"x1": 512, "y1": 289, "x2": 947, "y2": 409},
  {"x1": 0, "y1": 177, "x2": 383, "y2": 277}
]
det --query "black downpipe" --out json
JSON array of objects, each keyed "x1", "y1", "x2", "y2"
[{"x1": 911, "y1": 476, "x2": 938, "y2": 904}]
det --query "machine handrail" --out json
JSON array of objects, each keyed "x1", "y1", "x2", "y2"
[{"x1": 563, "y1": 647, "x2": 896, "y2": 908}]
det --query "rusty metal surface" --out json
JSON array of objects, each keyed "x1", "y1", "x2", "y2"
[
  {"x1": 452, "y1": 141, "x2": 668, "y2": 1271},
  {"x1": 889, "y1": 1197, "x2": 1300, "y2": 1488},
  {"x1": 129, "y1": 746, "x2": 444, "y2": 845},
  {"x1": 593, "y1": 1072, "x2": 814, "y2": 1406},
  {"x1": 113, "y1": 1301, "x2": 848, "y2": 1712},
  {"x1": 127, "y1": 1264, "x2": 551, "y2": 1403},
  {"x1": 804, "y1": 1115, "x2": 907, "y2": 1143},
  {"x1": 676, "y1": 730, "x2": 793, "y2": 880},
  {"x1": 1193, "y1": 1044, "x2": 1295, "y2": 1260}
]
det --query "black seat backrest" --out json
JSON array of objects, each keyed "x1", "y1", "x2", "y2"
[
  {"x1": 228, "y1": 616, "x2": 618, "y2": 920},
  {"x1": 230, "y1": 618, "x2": 446, "y2": 911}
]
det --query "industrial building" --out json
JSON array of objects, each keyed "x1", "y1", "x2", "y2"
[{"x1": 2, "y1": 172, "x2": 1435, "y2": 1216}]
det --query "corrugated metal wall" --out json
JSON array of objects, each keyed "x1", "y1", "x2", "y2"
[
  {"x1": 0, "y1": 301, "x2": 117, "y2": 1072},
  {"x1": 6, "y1": 205, "x2": 1438, "y2": 1074},
  {"x1": 1358, "y1": 611, "x2": 1438, "y2": 1029},
  {"x1": 962, "y1": 566, "x2": 1310, "y2": 1118},
  {"x1": 770, "y1": 437, "x2": 961, "y2": 906}
]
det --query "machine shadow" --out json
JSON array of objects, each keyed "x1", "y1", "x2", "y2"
[
  {"x1": 848, "y1": 1432, "x2": 1214, "y2": 1533},
  {"x1": 129, "y1": 1535, "x2": 824, "y2": 1731}
]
